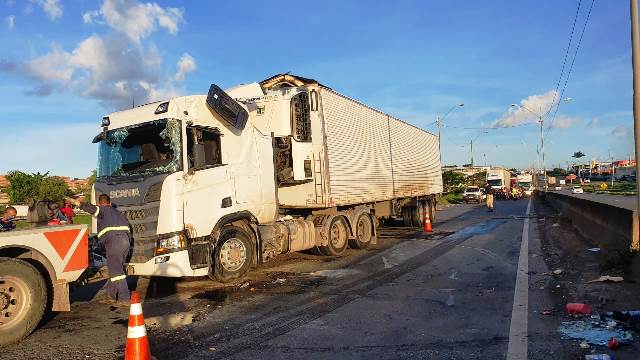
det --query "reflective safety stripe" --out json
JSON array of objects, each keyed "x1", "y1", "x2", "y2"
[
  {"x1": 129, "y1": 303, "x2": 143, "y2": 316},
  {"x1": 127, "y1": 325, "x2": 147, "y2": 339},
  {"x1": 97, "y1": 226, "x2": 130, "y2": 238},
  {"x1": 94, "y1": 206, "x2": 100, "y2": 217},
  {"x1": 110, "y1": 274, "x2": 126, "y2": 282}
]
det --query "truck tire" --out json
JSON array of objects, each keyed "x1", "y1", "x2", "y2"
[
  {"x1": 317, "y1": 216, "x2": 348, "y2": 256},
  {"x1": 349, "y1": 213, "x2": 374, "y2": 249},
  {"x1": 401, "y1": 207, "x2": 412, "y2": 227},
  {"x1": 411, "y1": 203, "x2": 425, "y2": 228},
  {"x1": 0, "y1": 257, "x2": 47, "y2": 345},
  {"x1": 428, "y1": 200, "x2": 436, "y2": 223},
  {"x1": 211, "y1": 226, "x2": 254, "y2": 283}
]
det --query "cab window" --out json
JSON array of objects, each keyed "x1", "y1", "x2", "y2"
[{"x1": 186, "y1": 126, "x2": 222, "y2": 170}]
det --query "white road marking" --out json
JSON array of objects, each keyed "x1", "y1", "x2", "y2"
[
  {"x1": 381, "y1": 256, "x2": 394, "y2": 269},
  {"x1": 507, "y1": 198, "x2": 532, "y2": 360}
]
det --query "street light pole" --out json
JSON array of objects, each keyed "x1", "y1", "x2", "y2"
[
  {"x1": 539, "y1": 114, "x2": 547, "y2": 191},
  {"x1": 435, "y1": 103, "x2": 464, "y2": 164}
]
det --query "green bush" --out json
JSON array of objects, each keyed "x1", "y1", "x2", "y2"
[{"x1": 5, "y1": 171, "x2": 70, "y2": 204}]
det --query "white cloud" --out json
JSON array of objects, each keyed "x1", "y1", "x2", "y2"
[
  {"x1": 549, "y1": 115, "x2": 579, "y2": 129},
  {"x1": 174, "y1": 53, "x2": 195, "y2": 81},
  {"x1": 2, "y1": 0, "x2": 194, "y2": 110},
  {"x1": 492, "y1": 90, "x2": 558, "y2": 128},
  {"x1": 6, "y1": 15, "x2": 14, "y2": 30},
  {"x1": 15, "y1": 33, "x2": 185, "y2": 108},
  {"x1": 91, "y1": 0, "x2": 184, "y2": 43},
  {"x1": 586, "y1": 117, "x2": 599, "y2": 128},
  {"x1": 30, "y1": 0, "x2": 62, "y2": 20},
  {"x1": 82, "y1": 10, "x2": 99, "y2": 24}
]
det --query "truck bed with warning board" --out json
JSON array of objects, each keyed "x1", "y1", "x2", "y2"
[{"x1": 0, "y1": 224, "x2": 89, "y2": 345}]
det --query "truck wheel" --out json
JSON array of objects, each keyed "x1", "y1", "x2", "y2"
[
  {"x1": 401, "y1": 207, "x2": 412, "y2": 227},
  {"x1": 411, "y1": 203, "x2": 425, "y2": 228},
  {"x1": 318, "y1": 217, "x2": 348, "y2": 256},
  {"x1": 0, "y1": 257, "x2": 47, "y2": 345},
  {"x1": 349, "y1": 214, "x2": 373, "y2": 249},
  {"x1": 211, "y1": 226, "x2": 254, "y2": 283},
  {"x1": 427, "y1": 200, "x2": 436, "y2": 223}
]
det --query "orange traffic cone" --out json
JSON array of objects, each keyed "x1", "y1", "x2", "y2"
[
  {"x1": 125, "y1": 291, "x2": 153, "y2": 360},
  {"x1": 423, "y1": 211, "x2": 433, "y2": 233}
]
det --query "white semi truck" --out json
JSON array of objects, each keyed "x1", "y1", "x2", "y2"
[
  {"x1": 486, "y1": 168, "x2": 511, "y2": 191},
  {"x1": 516, "y1": 173, "x2": 534, "y2": 196},
  {"x1": 91, "y1": 74, "x2": 442, "y2": 282}
]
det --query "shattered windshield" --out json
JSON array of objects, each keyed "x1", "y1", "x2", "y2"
[{"x1": 97, "y1": 119, "x2": 182, "y2": 180}]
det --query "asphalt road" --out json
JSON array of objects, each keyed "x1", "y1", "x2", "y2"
[{"x1": 2, "y1": 199, "x2": 626, "y2": 359}]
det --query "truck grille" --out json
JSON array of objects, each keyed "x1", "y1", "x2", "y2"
[{"x1": 121, "y1": 202, "x2": 160, "y2": 263}]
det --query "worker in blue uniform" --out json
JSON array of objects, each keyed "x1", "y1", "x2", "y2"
[{"x1": 66, "y1": 195, "x2": 131, "y2": 303}]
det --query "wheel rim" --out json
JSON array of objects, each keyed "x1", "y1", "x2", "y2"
[
  {"x1": 0, "y1": 276, "x2": 31, "y2": 330},
  {"x1": 356, "y1": 216, "x2": 372, "y2": 244},
  {"x1": 219, "y1": 238, "x2": 247, "y2": 272},
  {"x1": 330, "y1": 219, "x2": 347, "y2": 249}
]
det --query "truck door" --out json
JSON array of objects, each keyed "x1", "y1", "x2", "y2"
[{"x1": 182, "y1": 126, "x2": 234, "y2": 241}]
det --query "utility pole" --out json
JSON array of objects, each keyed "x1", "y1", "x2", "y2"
[
  {"x1": 470, "y1": 139, "x2": 474, "y2": 167},
  {"x1": 539, "y1": 114, "x2": 547, "y2": 191},
  {"x1": 610, "y1": 150, "x2": 615, "y2": 187},
  {"x1": 632, "y1": 0, "x2": 640, "y2": 222}
]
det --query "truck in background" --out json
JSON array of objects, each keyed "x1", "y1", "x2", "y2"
[
  {"x1": 516, "y1": 173, "x2": 533, "y2": 196},
  {"x1": 486, "y1": 168, "x2": 511, "y2": 192},
  {"x1": 90, "y1": 73, "x2": 443, "y2": 283},
  {"x1": 0, "y1": 223, "x2": 89, "y2": 344}
]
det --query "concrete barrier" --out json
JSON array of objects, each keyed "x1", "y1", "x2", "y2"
[{"x1": 541, "y1": 191, "x2": 638, "y2": 252}]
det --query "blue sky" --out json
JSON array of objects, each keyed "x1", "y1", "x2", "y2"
[{"x1": 0, "y1": 0, "x2": 635, "y2": 177}]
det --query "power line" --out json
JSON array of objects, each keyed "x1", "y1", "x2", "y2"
[
  {"x1": 547, "y1": 0, "x2": 597, "y2": 132},
  {"x1": 546, "y1": 0, "x2": 583, "y2": 117}
]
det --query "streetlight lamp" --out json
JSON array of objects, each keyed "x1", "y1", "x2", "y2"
[
  {"x1": 511, "y1": 98, "x2": 570, "y2": 191},
  {"x1": 435, "y1": 103, "x2": 464, "y2": 162}
]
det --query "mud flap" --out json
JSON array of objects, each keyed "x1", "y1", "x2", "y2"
[
  {"x1": 52, "y1": 280, "x2": 70, "y2": 312},
  {"x1": 188, "y1": 237, "x2": 211, "y2": 270}
]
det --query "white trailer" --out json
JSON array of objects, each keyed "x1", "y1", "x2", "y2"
[
  {"x1": 90, "y1": 74, "x2": 442, "y2": 282},
  {"x1": 486, "y1": 168, "x2": 511, "y2": 191},
  {"x1": 0, "y1": 225, "x2": 89, "y2": 344}
]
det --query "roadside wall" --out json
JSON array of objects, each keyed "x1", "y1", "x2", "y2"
[{"x1": 541, "y1": 191, "x2": 636, "y2": 252}]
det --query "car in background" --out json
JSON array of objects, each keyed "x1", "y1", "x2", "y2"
[
  {"x1": 572, "y1": 186, "x2": 584, "y2": 194},
  {"x1": 463, "y1": 187, "x2": 484, "y2": 203}
]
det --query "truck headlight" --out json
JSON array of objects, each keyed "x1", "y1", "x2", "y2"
[{"x1": 155, "y1": 232, "x2": 187, "y2": 255}]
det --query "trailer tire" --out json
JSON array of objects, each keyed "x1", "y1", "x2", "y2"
[
  {"x1": 211, "y1": 226, "x2": 254, "y2": 283},
  {"x1": 0, "y1": 257, "x2": 47, "y2": 346},
  {"x1": 349, "y1": 214, "x2": 374, "y2": 249},
  {"x1": 401, "y1": 207, "x2": 412, "y2": 227},
  {"x1": 428, "y1": 200, "x2": 436, "y2": 223},
  {"x1": 317, "y1": 217, "x2": 349, "y2": 256},
  {"x1": 411, "y1": 203, "x2": 425, "y2": 228}
]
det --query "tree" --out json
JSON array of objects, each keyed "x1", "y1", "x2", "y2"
[
  {"x1": 467, "y1": 171, "x2": 487, "y2": 187},
  {"x1": 79, "y1": 170, "x2": 97, "y2": 200},
  {"x1": 572, "y1": 151, "x2": 586, "y2": 178},
  {"x1": 5, "y1": 171, "x2": 70, "y2": 204},
  {"x1": 548, "y1": 167, "x2": 568, "y2": 177},
  {"x1": 442, "y1": 170, "x2": 466, "y2": 193}
]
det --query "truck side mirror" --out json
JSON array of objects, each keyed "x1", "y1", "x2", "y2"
[{"x1": 206, "y1": 84, "x2": 248, "y2": 130}]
